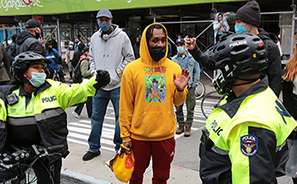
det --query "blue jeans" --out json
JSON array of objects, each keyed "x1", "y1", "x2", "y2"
[{"x1": 88, "y1": 88, "x2": 122, "y2": 152}]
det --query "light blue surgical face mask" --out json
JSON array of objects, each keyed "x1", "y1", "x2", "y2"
[
  {"x1": 27, "y1": 72, "x2": 46, "y2": 87},
  {"x1": 235, "y1": 24, "x2": 249, "y2": 33},
  {"x1": 177, "y1": 46, "x2": 185, "y2": 54},
  {"x1": 99, "y1": 22, "x2": 111, "y2": 32}
]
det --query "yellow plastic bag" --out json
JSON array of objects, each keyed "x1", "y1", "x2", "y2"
[{"x1": 108, "y1": 149, "x2": 135, "y2": 183}]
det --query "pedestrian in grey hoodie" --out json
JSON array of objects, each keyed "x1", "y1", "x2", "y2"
[
  {"x1": 213, "y1": 12, "x2": 230, "y2": 43},
  {"x1": 83, "y1": 8, "x2": 135, "y2": 161}
]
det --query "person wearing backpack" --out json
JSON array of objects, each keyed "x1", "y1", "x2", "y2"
[
  {"x1": 72, "y1": 48, "x2": 85, "y2": 84},
  {"x1": 71, "y1": 42, "x2": 85, "y2": 69},
  {"x1": 72, "y1": 47, "x2": 93, "y2": 119}
]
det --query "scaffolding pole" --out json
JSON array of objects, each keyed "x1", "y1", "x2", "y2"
[
  {"x1": 57, "y1": 18, "x2": 61, "y2": 54},
  {"x1": 291, "y1": 5, "x2": 296, "y2": 57}
]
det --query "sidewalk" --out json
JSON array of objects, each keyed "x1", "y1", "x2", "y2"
[
  {"x1": 61, "y1": 142, "x2": 202, "y2": 184},
  {"x1": 60, "y1": 68, "x2": 291, "y2": 184}
]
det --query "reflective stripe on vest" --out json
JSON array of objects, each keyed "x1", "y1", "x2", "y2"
[
  {"x1": 8, "y1": 116, "x2": 36, "y2": 126},
  {"x1": 35, "y1": 108, "x2": 64, "y2": 121},
  {"x1": 0, "y1": 98, "x2": 7, "y2": 122},
  {"x1": 0, "y1": 121, "x2": 4, "y2": 129}
]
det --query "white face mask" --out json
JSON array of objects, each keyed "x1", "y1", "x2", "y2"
[
  {"x1": 177, "y1": 46, "x2": 185, "y2": 54},
  {"x1": 27, "y1": 72, "x2": 46, "y2": 87}
]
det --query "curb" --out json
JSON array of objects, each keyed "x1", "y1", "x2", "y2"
[{"x1": 61, "y1": 169, "x2": 110, "y2": 184}]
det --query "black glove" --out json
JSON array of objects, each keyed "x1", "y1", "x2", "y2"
[{"x1": 93, "y1": 70, "x2": 110, "y2": 89}]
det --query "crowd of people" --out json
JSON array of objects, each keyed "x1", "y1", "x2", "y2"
[{"x1": 0, "y1": 1, "x2": 297, "y2": 184}]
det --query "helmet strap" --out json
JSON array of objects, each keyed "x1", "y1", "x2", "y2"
[{"x1": 232, "y1": 77, "x2": 259, "y2": 87}]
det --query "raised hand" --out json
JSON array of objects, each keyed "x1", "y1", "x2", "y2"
[
  {"x1": 173, "y1": 68, "x2": 190, "y2": 92},
  {"x1": 185, "y1": 36, "x2": 196, "y2": 50}
]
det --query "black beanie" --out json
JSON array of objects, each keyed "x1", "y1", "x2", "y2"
[{"x1": 234, "y1": 1, "x2": 261, "y2": 27}]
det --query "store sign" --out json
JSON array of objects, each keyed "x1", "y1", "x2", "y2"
[
  {"x1": 0, "y1": 0, "x2": 242, "y2": 16},
  {"x1": 0, "y1": 0, "x2": 42, "y2": 12},
  {"x1": 32, "y1": 15, "x2": 43, "y2": 23},
  {"x1": 22, "y1": 0, "x2": 31, "y2": 5}
]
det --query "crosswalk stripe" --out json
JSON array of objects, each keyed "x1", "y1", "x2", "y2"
[
  {"x1": 67, "y1": 99, "x2": 214, "y2": 151},
  {"x1": 67, "y1": 138, "x2": 114, "y2": 152},
  {"x1": 68, "y1": 131, "x2": 114, "y2": 145}
]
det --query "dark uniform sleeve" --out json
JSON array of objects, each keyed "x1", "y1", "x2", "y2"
[
  {"x1": 188, "y1": 45, "x2": 216, "y2": 70},
  {"x1": 264, "y1": 39, "x2": 282, "y2": 97},
  {"x1": 199, "y1": 143, "x2": 231, "y2": 184},
  {"x1": 283, "y1": 80, "x2": 294, "y2": 118},
  {"x1": 228, "y1": 125, "x2": 281, "y2": 184}
]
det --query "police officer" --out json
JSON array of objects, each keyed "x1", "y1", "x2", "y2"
[
  {"x1": 199, "y1": 33, "x2": 297, "y2": 184},
  {"x1": 0, "y1": 51, "x2": 110, "y2": 183}
]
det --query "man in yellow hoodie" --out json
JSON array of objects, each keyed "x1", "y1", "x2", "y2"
[{"x1": 119, "y1": 23, "x2": 189, "y2": 184}]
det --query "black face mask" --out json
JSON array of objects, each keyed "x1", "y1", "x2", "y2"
[
  {"x1": 149, "y1": 46, "x2": 166, "y2": 62},
  {"x1": 35, "y1": 32, "x2": 40, "y2": 39},
  {"x1": 47, "y1": 47, "x2": 53, "y2": 53}
]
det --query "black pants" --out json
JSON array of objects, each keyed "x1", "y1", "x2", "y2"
[
  {"x1": 74, "y1": 96, "x2": 93, "y2": 118},
  {"x1": 0, "y1": 158, "x2": 62, "y2": 184}
]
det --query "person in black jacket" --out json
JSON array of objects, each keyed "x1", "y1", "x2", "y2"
[
  {"x1": 0, "y1": 44, "x2": 11, "y2": 85},
  {"x1": 185, "y1": 1, "x2": 282, "y2": 97},
  {"x1": 7, "y1": 34, "x2": 17, "y2": 65},
  {"x1": 283, "y1": 44, "x2": 297, "y2": 120},
  {"x1": 71, "y1": 42, "x2": 85, "y2": 69},
  {"x1": 282, "y1": 41, "x2": 297, "y2": 184},
  {"x1": 15, "y1": 19, "x2": 46, "y2": 57},
  {"x1": 133, "y1": 36, "x2": 140, "y2": 59}
]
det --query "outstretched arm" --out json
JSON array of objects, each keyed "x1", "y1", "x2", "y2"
[
  {"x1": 185, "y1": 36, "x2": 196, "y2": 51},
  {"x1": 185, "y1": 36, "x2": 216, "y2": 70},
  {"x1": 147, "y1": 74, "x2": 153, "y2": 84},
  {"x1": 158, "y1": 75, "x2": 164, "y2": 84}
]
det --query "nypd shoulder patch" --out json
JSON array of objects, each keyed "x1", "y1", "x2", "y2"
[{"x1": 240, "y1": 134, "x2": 258, "y2": 156}]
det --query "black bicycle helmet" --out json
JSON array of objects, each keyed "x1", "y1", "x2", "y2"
[
  {"x1": 12, "y1": 51, "x2": 52, "y2": 82},
  {"x1": 210, "y1": 33, "x2": 268, "y2": 95}
]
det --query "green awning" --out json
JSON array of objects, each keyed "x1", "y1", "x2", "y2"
[{"x1": 0, "y1": 0, "x2": 245, "y2": 16}]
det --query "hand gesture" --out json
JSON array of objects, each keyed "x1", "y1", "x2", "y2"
[
  {"x1": 173, "y1": 68, "x2": 190, "y2": 92},
  {"x1": 93, "y1": 70, "x2": 110, "y2": 89},
  {"x1": 185, "y1": 36, "x2": 196, "y2": 50}
]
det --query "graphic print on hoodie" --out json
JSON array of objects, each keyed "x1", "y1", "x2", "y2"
[{"x1": 145, "y1": 74, "x2": 166, "y2": 102}]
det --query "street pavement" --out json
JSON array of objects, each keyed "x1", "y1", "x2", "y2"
[{"x1": 60, "y1": 70, "x2": 293, "y2": 184}]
